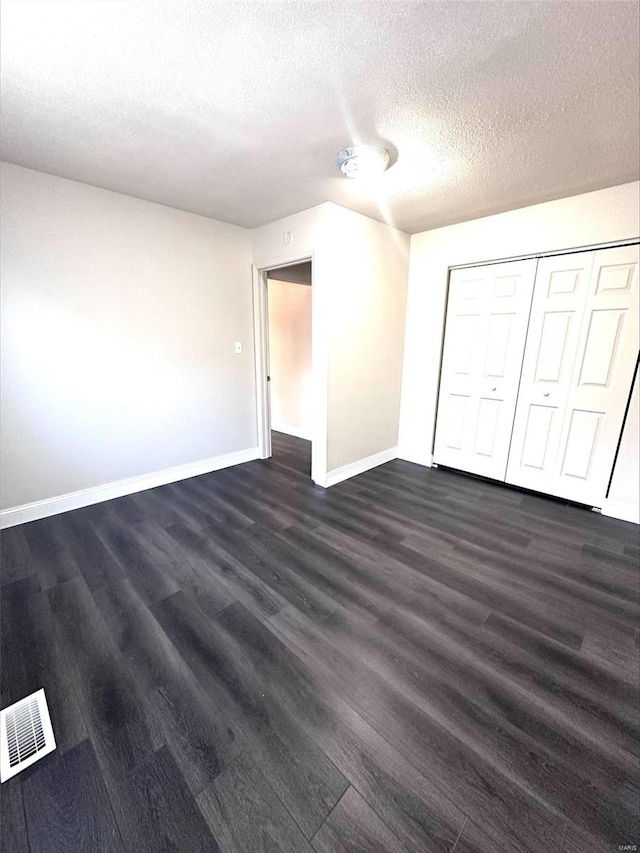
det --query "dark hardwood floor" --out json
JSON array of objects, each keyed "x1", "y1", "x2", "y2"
[{"x1": 1, "y1": 431, "x2": 639, "y2": 852}]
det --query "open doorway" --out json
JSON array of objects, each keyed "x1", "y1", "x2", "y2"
[{"x1": 253, "y1": 259, "x2": 314, "y2": 478}]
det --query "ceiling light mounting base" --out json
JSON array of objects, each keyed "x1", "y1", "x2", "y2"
[{"x1": 336, "y1": 145, "x2": 390, "y2": 179}]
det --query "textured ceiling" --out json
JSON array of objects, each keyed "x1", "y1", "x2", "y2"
[{"x1": 1, "y1": 0, "x2": 638, "y2": 234}]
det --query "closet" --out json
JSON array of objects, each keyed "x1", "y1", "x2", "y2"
[{"x1": 433, "y1": 243, "x2": 639, "y2": 507}]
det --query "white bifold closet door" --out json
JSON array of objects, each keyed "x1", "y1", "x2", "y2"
[
  {"x1": 433, "y1": 259, "x2": 537, "y2": 480},
  {"x1": 506, "y1": 244, "x2": 639, "y2": 505}
]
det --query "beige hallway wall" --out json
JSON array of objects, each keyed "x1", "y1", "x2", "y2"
[{"x1": 268, "y1": 279, "x2": 312, "y2": 439}]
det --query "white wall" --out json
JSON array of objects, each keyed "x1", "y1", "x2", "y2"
[
  {"x1": 398, "y1": 180, "x2": 640, "y2": 518},
  {"x1": 253, "y1": 202, "x2": 409, "y2": 483},
  {"x1": 252, "y1": 204, "x2": 332, "y2": 271},
  {"x1": 267, "y1": 279, "x2": 312, "y2": 439},
  {"x1": 1, "y1": 162, "x2": 256, "y2": 516},
  {"x1": 321, "y1": 205, "x2": 410, "y2": 473},
  {"x1": 607, "y1": 371, "x2": 640, "y2": 523}
]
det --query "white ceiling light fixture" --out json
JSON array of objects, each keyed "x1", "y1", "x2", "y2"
[{"x1": 336, "y1": 145, "x2": 391, "y2": 179}]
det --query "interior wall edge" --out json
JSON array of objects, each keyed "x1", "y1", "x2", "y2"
[
  {"x1": 0, "y1": 446, "x2": 260, "y2": 529},
  {"x1": 395, "y1": 450, "x2": 434, "y2": 468},
  {"x1": 324, "y1": 446, "x2": 398, "y2": 489},
  {"x1": 601, "y1": 498, "x2": 640, "y2": 525}
]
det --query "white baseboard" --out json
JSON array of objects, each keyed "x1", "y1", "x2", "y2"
[
  {"x1": 601, "y1": 498, "x2": 640, "y2": 525},
  {"x1": 396, "y1": 448, "x2": 434, "y2": 467},
  {"x1": 0, "y1": 447, "x2": 261, "y2": 529},
  {"x1": 271, "y1": 423, "x2": 312, "y2": 441},
  {"x1": 324, "y1": 447, "x2": 398, "y2": 488}
]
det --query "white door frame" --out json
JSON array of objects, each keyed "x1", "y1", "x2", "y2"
[{"x1": 252, "y1": 253, "x2": 327, "y2": 486}]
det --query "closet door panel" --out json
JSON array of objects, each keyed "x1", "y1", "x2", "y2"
[
  {"x1": 519, "y1": 403, "x2": 558, "y2": 470},
  {"x1": 507, "y1": 245, "x2": 639, "y2": 505},
  {"x1": 553, "y1": 245, "x2": 639, "y2": 503},
  {"x1": 434, "y1": 259, "x2": 537, "y2": 480},
  {"x1": 505, "y1": 252, "x2": 595, "y2": 491}
]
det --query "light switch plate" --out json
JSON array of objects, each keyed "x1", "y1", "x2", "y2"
[{"x1": 234, "y1": 342, "x2": 243, "y2": 354}]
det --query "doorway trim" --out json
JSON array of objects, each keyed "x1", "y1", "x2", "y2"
[{"x1": 252, "y1": 253, "x2": 327, "y2": 486}]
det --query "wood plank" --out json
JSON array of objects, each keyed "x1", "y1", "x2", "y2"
[
  {"x1": 483, "y1": 611, "x2": 640, "y2": 717},
  {"x1": 197, "y1": 750, "x2": 315, "y2": 852},
  {"x1": 164, "y1": 522, "x2": 285, "y2": 619},
  {"x1": 0, "y1": 525, "x2": 33, "y2": 587},
  {"x1": 151, "y1": 590, "x2": 349, "y2": 838},
  {"x1": 130, "y1": 518, "x2": 236, "y2": 617},
  {"x1": 300, "y1": 523, "x2": 490, "y2": 625},
  {"x1": 559, "y1": 820, "x2": 615, "y2": 853},
  {"x1": 33, "y1": 546, "x2": 80, "y2": 590},
  {"x1": 93, "y1": 575, "x2": 241, "y2": 795},
  {"x1": 22, "y1": 739, "x2": 124, "y2": 853},
  {"x1": 21, "y1": 515, "x2": 66, "y2": 560},
  {"x1": 1, "y1": 577, "x2": 88, "y2": 753},
  {"x1": 47, "y1": 578, "x2": 156, "y2": 778},
  {"x1": 268, "y1": 604, "x2": 565, "y2": 853},
  {"x1": 311, "y1": 786, "x2": 412, "y2": 853},
  {"x1": 208, "y1": 521, "x2": 339, "y2": 622},
  {"x1": 213, "y1": 602, "x2": 469, "y2": 853},
  {"x1": 51, "y1": 509, "x2": 126, "y2": 592},
  {"x1": 306, "y1": 604, "x2": 639, "y2": 842},
  {"x1": 92, "y1": 516, "x2": 181, "y2": 606},
  {"x1": 103, "y1": 745, "x2": 221, "y2": 853},
  {"x1": 0, "y1": 776, "x2": 29, "y2": 853},
  {"x1": 371, "y1": 532, "x2": 585, "y2": 649}
]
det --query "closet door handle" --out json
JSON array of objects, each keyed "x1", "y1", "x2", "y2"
[
  {"x1": 491, "y1": 386, "x2": 497, "y2": 392},
  {"x1": 543, "y1": 392, "x2": 550, "y2": 397}
]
